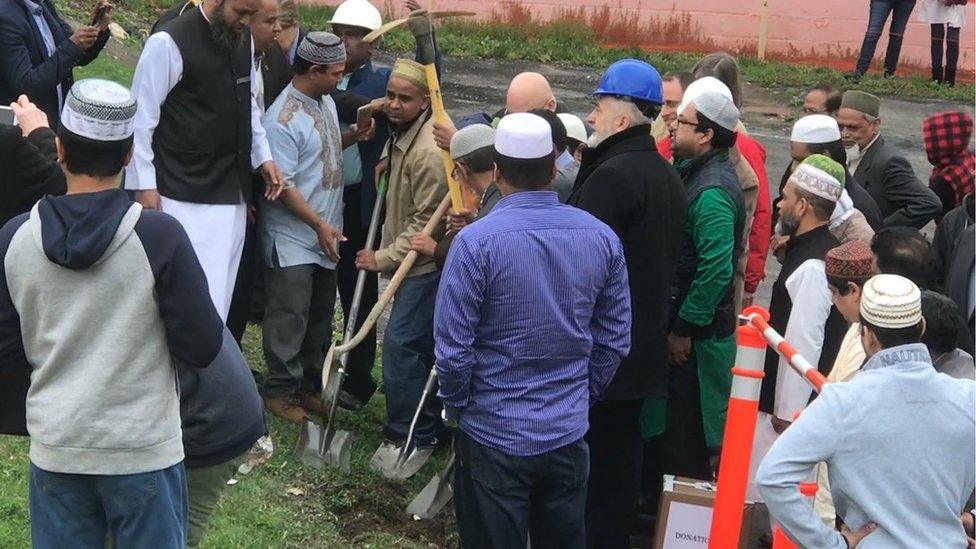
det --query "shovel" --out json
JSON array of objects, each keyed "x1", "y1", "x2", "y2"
[
  {"x1": 296, "y1": 173, "x2": 389, "y2": 471},
  {"x1": 370, "y1": 368, "x2": 438, "y2": 480},
  {"x1": 406, "y1": 450, "x2": 455, "y2": 519}
]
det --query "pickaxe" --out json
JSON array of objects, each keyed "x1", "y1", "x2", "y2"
[{"x1": 364, "y1": 6, "x2": 476, "y2": 212}]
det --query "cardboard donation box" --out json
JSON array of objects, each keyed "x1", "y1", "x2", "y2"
[{"x1": 653, "y1": 475, "x2": 753, "y2": 548}]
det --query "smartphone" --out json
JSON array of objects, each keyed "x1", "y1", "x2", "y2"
[
  {"x1": 0, "y1": 105, "x2": 15, "y2": 126},
  {"x1": 356, "y1": 104, "x2": 373, "y2": 131},
  {"x1": 91, "y1": 5, "x2": 107, "y2": 26}
]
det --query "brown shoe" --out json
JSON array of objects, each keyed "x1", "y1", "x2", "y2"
[
  {"x1": 298, "y1": 392, "x2": 327, "y2": 417},
  {"x1": 264, "y1": 394, "x2": 308, "y2": 424}
]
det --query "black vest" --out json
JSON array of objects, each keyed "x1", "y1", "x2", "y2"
[
  {"x1": 671, "y1": 149, "x2": 746, "y2": 339},
  {"x1": 758, "y1": 224, "x2": 847, "y2": 415},
  {"x1": 153, "y1": 8, "x2": 253, "y2": 204}
]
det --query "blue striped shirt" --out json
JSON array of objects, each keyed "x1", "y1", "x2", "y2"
[{"x1": 434, "y1": 190, "x2": 631, "y2": 456}]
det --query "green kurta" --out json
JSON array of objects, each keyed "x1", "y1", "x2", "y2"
[{"x1": 641, "y1": 188, "x2": 737, "y2": 448}]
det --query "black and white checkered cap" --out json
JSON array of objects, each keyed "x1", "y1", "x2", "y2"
[{"x1": 60, "y1": 78, "x2": 137, "y2": 141}]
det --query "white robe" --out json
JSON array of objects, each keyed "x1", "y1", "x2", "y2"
[{"x1": 125, "y1": 7, "x2": 271, "y2": 319}]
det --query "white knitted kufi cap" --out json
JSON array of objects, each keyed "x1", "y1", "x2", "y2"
[
  {"x1": 676, "y1": 77, "x2": 734, "y2": 124},
  {"x1": 859, "y1": 274, "x2": 923, "y2": 329},
  {"x1": 557, "y1": 113, "x2": 588, "y2": 143},
  {"x1": 60, "y1": 79, "x2": 137, "y2": 141},
  {"x1": 494, "y1": 113, "x2": 552, "y2": 159},
  {"x1": 791, "y1": 114, "x2": 841, "y2": 144},
  {"x1": 450, "y1": 124, "x2": 495, "y2": 161}
]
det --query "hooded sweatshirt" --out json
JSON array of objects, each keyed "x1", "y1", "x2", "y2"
[{"x1": 0, "y1": 189, "x2": 223, "y2": 475}]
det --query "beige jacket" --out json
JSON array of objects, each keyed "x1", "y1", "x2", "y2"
[
  {"x1": 377, "y1": 112, "x2": 447, "y2": 277},
  {"x1": 829, "y1": 210, "x2": 875, "y2": 247},
  {"x1": 814, "y1": 323, "x2": 865, "y2": 525},
  {"x1": 731, "y1": 146, "x2": 759, "y2": 309}
]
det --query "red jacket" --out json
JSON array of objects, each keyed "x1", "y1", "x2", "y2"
[{"x1": 658, "y1": 134, "x2": 771, "y2": 295}]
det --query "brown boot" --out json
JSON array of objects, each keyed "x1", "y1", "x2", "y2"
[
  {"x1": 298, "y1": 392, "x2": 327, "y2": 417},
  {"x1": 264, "y1": 394, "x2": 308, "y2": 424}
]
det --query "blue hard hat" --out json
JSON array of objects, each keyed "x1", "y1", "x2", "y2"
[{"x1": 592, "y1": 59, "x2": 663, "y2": 105}]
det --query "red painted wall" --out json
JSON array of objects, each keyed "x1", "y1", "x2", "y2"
[{"x1": 313, "y1": 0, "x2": 975, "y2": 75}]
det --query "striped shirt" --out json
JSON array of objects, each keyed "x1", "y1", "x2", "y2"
[{"x1": 434, "y1": 190, "x2": 631, "y2": 456}]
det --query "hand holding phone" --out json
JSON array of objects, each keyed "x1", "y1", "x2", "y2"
[
  {"x1": 356, "y1": 104, "x2": 373, "y2": 133},
  {"x1": 0, "y1": 106, "x2": 15, "y2": 127}
]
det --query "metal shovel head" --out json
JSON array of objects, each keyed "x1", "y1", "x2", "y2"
[
  {"x1": 296, "y1": 420, "x2": 353, "y2": 473},
  {"x1": 406, "y1": 455, "x2": 455, "y2": 519},
  {"x1": 371, "y1": 442, "x2": 433, "y2": 481}
]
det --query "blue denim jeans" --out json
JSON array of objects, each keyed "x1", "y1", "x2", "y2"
[
  {"x1": 29, "y1": 461, "x2": 188, "y2": 549},
  {"x1": 855, "y1": 0, "x2": 917, "y2": 75},
  {"x1": 381, "y1": 270, "x2": 441, "y2": 447}
]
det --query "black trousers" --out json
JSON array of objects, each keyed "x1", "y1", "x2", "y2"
[
  {"x1": 336, "y1": 184, "x2": 378, "y2": 403},
  {"x1": 662, "y1": 361, "x2": 711, "y2": 481},
  {"x1": 453, "y1": 431, "x2": 588, "y2": 549},
  {"x1": 226, "y1": 214, "x2": 261, "y2": 345},
  {"x1": 930, "y1": 23, "x2": 961, "y2": 84},
  {"x1": 585, "y1": 399, "x2": 644, "y2": 549}
]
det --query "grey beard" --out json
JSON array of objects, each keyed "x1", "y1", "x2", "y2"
[
  {"x1": 780, "y1": 215, "x2": 800, "y2": 236},
  {"x1": 845, "y1": 144, "x2": 861, "y2": 165},
  {"x1": 210, "y1": 13, "x2": 243, "y2": 53}
]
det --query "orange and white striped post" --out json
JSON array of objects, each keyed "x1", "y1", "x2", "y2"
[
  {"x1": 709, "y1": 306, "x2": 829, "y2": 549},
  {"x1": 742, "y1": 306, "x2": 827, "y2": 393},
  {"x1": 708, "y1": 308, "x2": 768, "y2": 548}
]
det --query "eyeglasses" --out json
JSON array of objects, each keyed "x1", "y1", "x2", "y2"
[
  {"x1": 451, "y1": 164, "x2": 463, "y2": 181},
  {"x1": 676, "y1": 118, "x2": 700, "y2": 129}
]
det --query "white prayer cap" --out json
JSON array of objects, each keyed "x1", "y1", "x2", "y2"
[
  {"x1": 859, "y1": 274, "x2": 922, "y2": 329},
  {"x1": 676, "y1": 76, "x2": 733, "y2": 119},
  {"x1": 789, "y1": 162, "x2": 842, "y2": 202},
  {"x1": 557, "y1": 113, "x2": 587, "y2": 143},
  {"x1": 450, "y1": 124, "x2": 495, "y2": 161},
  {"x1": 791, "y1": 114, "x2": 841, "y2": 144},
  {"x1": 494, "y1": 113, "x2": 552, "y2": 159},
  {"x1": 60, "y1": 79, "x2": 136, "y2": 141},
  {"x1": 689, "y1": 90, "x2": 740, "y2": 132}
]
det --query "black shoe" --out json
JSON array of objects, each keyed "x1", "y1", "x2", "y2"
[
  {"x1": 337, "y1": 389, "x2": 365, "y2": 411},
  {"x1": 883, "y1": 71, "x2": 896, "y2": 79}
]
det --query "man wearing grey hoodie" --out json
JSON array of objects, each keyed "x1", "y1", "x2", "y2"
[{"x1": 0, "y1": 79, "x2": 224, "y2": 547}]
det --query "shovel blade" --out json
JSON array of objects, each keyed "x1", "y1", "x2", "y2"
[
  {"x1": 296, "y1": 420, "x2": 328, "y2": 469},
  {"x1": 327, "y1": 430, "x2": 353, "y2": 474},
  {"x1": 406, "y1": 458, "x2": 454, "y2": 519},
  {"x1": 370, "y1": 442, "x2": 433, "y2": 481}
]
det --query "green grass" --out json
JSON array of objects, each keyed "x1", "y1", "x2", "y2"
[
  {"x1": 74, "y1": 54, "x2": 135, "y2": 85},
  {"x1": 0, "y1": 324, "x2": 456, "y2": 548}
]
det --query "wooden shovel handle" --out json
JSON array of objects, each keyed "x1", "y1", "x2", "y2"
[{"x1": 335, "y1": 193, "x2": 452, "y2": 354}]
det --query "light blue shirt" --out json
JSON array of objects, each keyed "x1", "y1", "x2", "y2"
[
  {"x1": 757, "y1": 343, "x2": 976, "y2": 549},
  {"x1": 260, "y1": 84, "x2": 344, "y2": 269},
  {"x1": 336, "y1": 74, "x2": 364, "y2": 187},
  {"x1": 22, "y1": 0, "x2": 62, "y2": 112}
]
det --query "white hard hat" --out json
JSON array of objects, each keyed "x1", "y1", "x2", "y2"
[
  {"x1": 557, "y1": 113, "x2": 587, "y2": 143},
  {"x1": 328, "y1": 0, "x2": 383, "y2": 32}
]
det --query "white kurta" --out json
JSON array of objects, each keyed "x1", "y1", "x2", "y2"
[
  {"x1": 918, "y1": 0, "x2": 966, "y2": 27},
  {"x1": 125, "y1": 6, "x2": 271, "y2": 319}
]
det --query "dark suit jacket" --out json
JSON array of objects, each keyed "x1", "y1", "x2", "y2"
[
  {"x1": 259, "y1": 44, "x2": 290, "y2": 110},
  {"x1": 0, "y1": 124, "x2": 64, "y2": 227},
  {"x1": 852, "y1": 135, "x2": 942, "y2": 228},
  {"x1": 0, "y1": 0, "x2": 109, "y2": 128},
  {"x1": 945, "y1": 225, "x2": 975, "y2": 342}
]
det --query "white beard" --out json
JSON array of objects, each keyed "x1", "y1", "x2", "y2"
[
  {"x1": 845, "y1": 144, "x2": 861, "y2": 165},
  {"x1": 587, "y1": 131, "x2": 607, "y2": 149}
]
